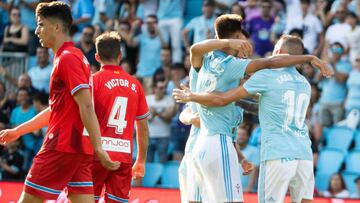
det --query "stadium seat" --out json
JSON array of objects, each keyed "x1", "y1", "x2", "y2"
[
  {"x1": 141, "y1": 163, "x2": 163, "y2": 187},
  {"x1": 345, "y1": 150, "x2": 360, "y2": 173},
  {"x1": 317, "y1": 147, "x2": 345, "y2": 174},
  {"x1": 355, "y1": 130, "x2": 360, "y2": 150},
  {"x1": 342, "y1": 171, "x2": 360, "y2": 194},
  {"x1": 160, "y1": 161, "x2": 180, "y2": 188},
  {"x1": 325, "y1": 126, "x2": 354, "y2": 151},
  {"x1": 315, "y1": 172, "x2": 331, "y2": 192}
]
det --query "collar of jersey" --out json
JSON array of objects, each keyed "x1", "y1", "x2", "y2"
[
  {"x1": 101, "y1": 65, "x2": 123, "y2": 71},
  {"x1": 56, "y1": 41, "x2": 74, "y2": 56}
]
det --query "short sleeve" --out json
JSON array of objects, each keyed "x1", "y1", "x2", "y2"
[
  {"x1": 315, "y1": 18, "x2": 323, "y2": 33},
  {"x1": 58, "y1": 54, "x2": 90, "y2": 95},
  {"x1": 136, "y1": 82, "x2": 150, "y2": 120},
  {"x1": 223, "y1": 57, "x2": 251, "y2": 80},
  {"x1": 243, "y1": 69, "x2": 270, "y2": 95}
]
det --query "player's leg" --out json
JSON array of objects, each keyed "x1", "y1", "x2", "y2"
[
  {"x1": 289, "y1": 160, "x2": 314, "y2": 203},
  {"x1": 179, "y1": 153, "x2": 188, "y2": 203},
  {"x1": 258, "y1": 159, "x2": 296, "y2": 203},
  {"x1": 103, "y1": 163, "x2": 132, "y2": 203},
  {"x1": 22, "y1": 150, "x2": 77, "y2": 202},
  {"x1": 92, "y1": 160, "x2": 110, "y2": 203},
  {"x1": 186, "y1": 152, "x2": 203, "y2": 203},
  {"x1": 18, "y1": 191, "x2": 43, "y2": 203},
  {"x1": 194, "y1": 134, "x2": 243, "y2": 203},
  {"x1": 67, "y1": 154, "x2": 95, "y2": 203}
]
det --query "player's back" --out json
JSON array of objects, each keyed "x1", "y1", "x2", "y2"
[
  {"x1": 244, "y1": 67, "x2": 313, "y2": 162},
  {"x1": 92, "y1": 65, "x2": 149, "y2": 163},
  {"x1": 196, "y1": 51, "x2": 250, "y2": 137}
]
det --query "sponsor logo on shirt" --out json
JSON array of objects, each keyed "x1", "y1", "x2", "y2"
[{"x1": 101, "y1": 137, "x2": 131, "y2": 154}]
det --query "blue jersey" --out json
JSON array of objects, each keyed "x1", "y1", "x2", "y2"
[
  {"x1": 196, "y1": 51, "x2": 250, "y2": 138},
  {"x1": 184, "y1": 67, "x2": 200, "y2": 153},
  {"x1": 243, "y1": 67, "x2": 313, "y2": 161}
]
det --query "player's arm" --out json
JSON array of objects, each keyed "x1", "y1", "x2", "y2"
[
  {"x1": 179, "y1": 106, "x2": 200, "y2": 128},
  {"x1": 234, "y1": 142, "x2": 254, "y2": 176},
  {"x1": 133, "y1": 118, "x2": 149, "y2": 180},
  {"x1": 73, "y1": 89, "x2": 120, "y2": 171},
  {"x1": 190, "y1": 39, "x2": 252, "y2": 69},
  {"x1": 173, "y1": 84, "x2": 251, "y2": 107},
  {"x1": 245, "y1": 54, "x2": 333, "y2": 77},
  {"x1": 0, "y1": 107, "x2": 50, "y2": 145}
]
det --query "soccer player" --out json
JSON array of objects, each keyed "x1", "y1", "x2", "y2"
[
  {"x1": 0, "y1": 2, "x2": 119, "y2": 203},
  {"x1": 91, "y1": 31, "x2": 150, "y2": 203},
  {"x1": 175, "y1": 14, "x2": 332, "y2": 203},
  {"x1": 173, "y1": 35, "x2": 333, "y2": 203}
]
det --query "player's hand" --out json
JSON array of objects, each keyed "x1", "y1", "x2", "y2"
[
  {"x1": 172, "y1": 84, "x2": 193, "y2": 103},
  {"x1": 0, "y1": 129, "x2": 20, "y2": 145},
  {"x1": 96, "y1": 149, "x2": 120, "y2": 171},
  {"x1": 241, "y1": 159, "x2": 254, "y2": 176},
  {"x1": 310, "y1": 57, "x2": 334, "y2": 78},
  {"x1": 189, "y1": 112, "x2": 200, "y2": 128},
  {"x1": 132, "y1": 161, "x2": 145, "y2": 180},
  {"x1": 229, "y1": 39, "x2": 253, "y2": 58}
]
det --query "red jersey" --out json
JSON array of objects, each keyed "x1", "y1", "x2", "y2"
[
  {"x1": 92, "y1": 65, "x2": 149, "y2": 164},
  {"x1": 42, "y1": 42, "x2": 93, "y2": 155}
]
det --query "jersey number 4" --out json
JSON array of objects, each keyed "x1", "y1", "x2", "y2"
[
  {"x1": 282, "y1": 90, "x2": 309, "y2": 129},
  {"x1": 107, "y1": 96, "x2": 128, "y2": 134}
]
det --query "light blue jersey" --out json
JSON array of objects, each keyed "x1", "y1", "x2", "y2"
[
  {"x1": 196, "y1": 51, "x2": 250, "y2": 139},
  {"x1": 243, "y1": 67, "x2": 313, "y2": 162},
  {"x1": 184, "y1": 67, "x2": 200, "y2": 153},
  {"x1": 185, "y1": 15, "x2": 216, "y2": 44}
]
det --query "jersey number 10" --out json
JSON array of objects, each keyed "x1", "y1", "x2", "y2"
[{"x1": 282, "y1": 90, "x2": 310, "y2": 129}]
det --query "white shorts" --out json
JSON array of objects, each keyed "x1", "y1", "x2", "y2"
[
  {"x1": 179, "y1": 153, "x2": 202, "y2": 203},
  {"x1": 258, "y1": 159, "x2": 314, "y2": 203},
  {"x1": 190, "y1": 134, "x2": 243, "y2": 203}
]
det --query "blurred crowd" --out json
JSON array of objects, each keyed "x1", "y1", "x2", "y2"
[{"x1": 0, "y1": 0, "x2": 359, "y2": 199}]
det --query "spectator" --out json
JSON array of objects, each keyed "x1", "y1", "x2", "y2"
[
  {"x1": 17, "y1": 73, "x2": 38, "y2": 95},
  {"x1": 182, "y1": 0, "x2": 216, "y2": 52},
  {"x1": 92, "y1": 0, "x2": 117, "y2": 31},
  {"x1": 117, "y1": 20, "x2": 138, "y2": 67},
  {"x1": 230, "y1": 3, "x2": 247, "y2": 28},
  {"x1": 2, "y1": 7, "x2": 29, "y2": 52},
  {"x1": 14, "y1": 0, "x2": 38, "y2": 55},
  {"x1": 0, "y1": 139, "x2": 24, "y2": 181},
  {"x1": 300, "y1": 0, "x2": 324, "y2": 56},
  {"x1": 0, "y1": 80, "x2": 16, "y2": 122},
  {"x1": 146, "y1": 81, "x2": 175, "y2": 163},
  {"x1": 345, "y1": 12, "x2": 360, "y2": 66},
  {"x1": 153, "y1": 47, "x2": 172, "y2": 85},
  {"x1": 120, "y1": 59, "x2": 135, "y2": 75},
  {"x1": 28, "y1": 47, "x2": 52, "y2": 93},
  {"x1": 75, "y1": 25, "x2": 99, "y2": 70},
  {"x1": 317, "y1": 42, "x2": 352, "y2": 127},
  {"x1": 284, "y1": 0, "x2": 303, "y2": 33},
  {"x1": 345, "y1": 56, "x2": 360, "y2": 128},
  {"x1": 247, "y1": 0, "x2": 274, "y2": 57},
  {"x1": 9, "y1": 88, "x2": 36, "y2": 170},
  {"x1": 323, "y1": 173, "x2": 350, "y2": 198},
  {"x1": 236, "y1": 125, "x2": 259, "y2": 192},
  {"x1": 241, "y1": 0, "x2": 261, "y2": 22},
  {"x1": 157, "y1": 0, "x2": 184, "y2": 63},
  {"x1": 0, "y1": 0, "x2": 10, "y2": 44},
  {"x1": 166, "y1": 63, "x2": 186, "y2": 95},
  {"x1": 351, "y1": 176, "x2": 360, "y2": 198},
  {"x1": 128, "y1": 15, "x2": 165, "y2": 94},
  {"x1": 71, "y1": 0, "x2": 94, "y2": 34},
  {"x1": 327, "y1": 0, "x2": 357, "y2": 25},
  {"x1": 323, "y1": 5, "x2": 351, "y2": 59}
]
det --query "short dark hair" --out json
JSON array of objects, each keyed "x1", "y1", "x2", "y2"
[
  {"x1": 171, "y1": 63, "x2": 185, "y2": 71},
  {"x1": 214, "y1": 14, "x2": 247, "y2": 39},
  {"x1": 203, "y1": 0, "x2": 215, "y2": 7},
  {"x1": 146, "y1": 14, "x2": 158, "y2": 23},
  {"x1": 332, "y1": 41, "x2": 344, "y2": 49},
  {"x1": 83, "y1": 25, "x2": 95, "y2": 33},
  {"x1": 36, "y1": 2, "x2": 72, "y2": 33},
  {"x1": 300, "y1": 0, "x2": 311, "y2": 4},
  {"x1": 95, "y1": 31, "x2": 121, "y2": 61},
  {"x1": 289, "y1": 28, "x2": 304, "y2": 38},
  {"x1": 279, "y1": 35, "x2": 304, "y2": 55},
  {"x1": 33, "y1": 92, "x2": 49, "y2": 105},
  {"x1": 347, "y1": 12, "x2": 358, "y2": 20}
]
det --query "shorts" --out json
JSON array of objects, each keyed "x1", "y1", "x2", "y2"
[
  {"x1": 179, "y1": 153, "x2": 202, "y2": 203},
  {"x1": 258, "y1": 159, "x2": 314, "y2": 203},
  {"x1": 319, "y1": 102, "x2": 344, "y2": 126},
  {"x1": 24, "y1": 150, "x2": 93, "y2": 200},
  {"x1": 191, "y1": 134, "x2": 243, "y2": 202},
  {"x1": 92, "y1": 160, "x2": 132, "y2": 203}
]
